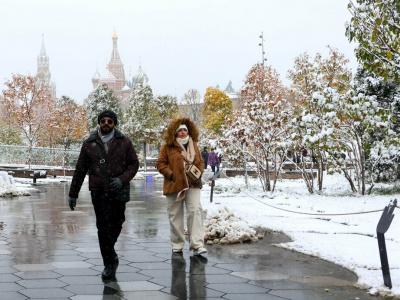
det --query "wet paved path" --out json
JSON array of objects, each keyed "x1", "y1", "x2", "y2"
[{"x1": 0, "y1": 180, "x2": 384, "y2": 299}]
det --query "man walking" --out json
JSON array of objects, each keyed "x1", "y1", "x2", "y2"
[
  {"x1": 68, "y1": 110, "x2": 139, "y2": 280},
  {"x1": 201, "y1": 147, "x2": 209, "y2": 170}
]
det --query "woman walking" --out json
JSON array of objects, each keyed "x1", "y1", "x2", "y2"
[{"x1": 156, "y1": 117, "x2": 207, "y2": 256}]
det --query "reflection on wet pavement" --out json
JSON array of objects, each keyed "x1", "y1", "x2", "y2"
[{"x1": 0, "y1": 180, "x2": 385, "y2": 299}]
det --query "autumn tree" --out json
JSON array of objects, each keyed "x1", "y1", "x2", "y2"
[
  {"x1": 202, "y1": 87, "x2": 233, "y2": 135},
  {"x1": 219, "y1": 63, "x2": 289, "y2": 192},
  {"x1": 180, "y1": 88, "x2": 203, "y2": 125},
  {"x1": 51, "y1": 96, "x2": 89, "y2": 164},
  {"x1": 155, "y1": 94, "x2": 179, "y2": 143},
  {"x1": 84, "y1": 83, "x2": 123, "y2": 133},
  {"x1": 346, "y1": 0, "x2": 400, "y2": 81},
  {"x1": 0, "y1": 96, "x2": 22, "y2": 145},
  {"x1": 287, "y1": 47, "x2": 352, "y2": 191},
  {"x1": 1, "y1": 74, "x2": 56, "y2": 169},
  {"x1": 122, "y1": 84, "x2": 159, "y2": 170}
]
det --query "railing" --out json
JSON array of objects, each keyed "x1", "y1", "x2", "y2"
[{"x1": 0, "y1": 145, "x2": 80, "y2": 168}]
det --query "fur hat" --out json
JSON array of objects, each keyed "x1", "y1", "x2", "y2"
[
  {"x1": 175, "y1": 124, "x2": 188, "y2": 134},
  {"x1": 98, "y1": 110, "x2": 118, "y2": 126}
]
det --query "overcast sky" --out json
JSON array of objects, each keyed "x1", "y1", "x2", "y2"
[{"x1": 1, "y1": 0, "x2": 358, "y2": 104}]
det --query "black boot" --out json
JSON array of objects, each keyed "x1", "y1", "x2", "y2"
[{"x1": 101, "y1": 264, "x2": 116, "y2": 280}]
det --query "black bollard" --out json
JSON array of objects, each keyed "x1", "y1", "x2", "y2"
[
  {"x1": 210, "y1": 179, "x2": 215, "y2": 203},
  {"x1": 209, "y1": 170, "x2": 220, "y2": 203},
  {"x1": 376, "y1": 199, "x2": 397, "y2": 289}
]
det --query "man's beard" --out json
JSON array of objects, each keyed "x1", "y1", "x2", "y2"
[{"x1": 100, "y1": 126, "x2": 113, "y2": 135}]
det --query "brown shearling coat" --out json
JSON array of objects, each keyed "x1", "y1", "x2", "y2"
[{"x1": 156, "y1": 118, "x2": 204, "y2": 195}]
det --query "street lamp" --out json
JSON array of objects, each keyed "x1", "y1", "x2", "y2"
[{"x1": 259, "y1": 32, "x2": 267, "y2": 65}]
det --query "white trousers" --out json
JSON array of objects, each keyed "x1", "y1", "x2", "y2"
[{"x1": 166, "y1": 188, "x2": 204, "y2": 251}]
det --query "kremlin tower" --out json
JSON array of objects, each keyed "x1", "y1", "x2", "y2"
[{"x1": 37, "y1": 34, "x2": 56, "y2": 100}]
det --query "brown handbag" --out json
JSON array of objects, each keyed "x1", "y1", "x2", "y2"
[{"x1": 186, "y1": 164, "x2": 202, "y2": 181}]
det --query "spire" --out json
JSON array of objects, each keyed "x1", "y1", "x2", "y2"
[
  {"x1": 109, "y1": 31, "x2": 122, "y2": 65},
  {"x1": 40, "y1": 33, "x2": 46, "y2": 56}
]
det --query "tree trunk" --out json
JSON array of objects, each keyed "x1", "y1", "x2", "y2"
[
  {"x1": 343, "y1": 168, "x2": 357, "y2": 192},
  {"x1": 28, "y1": 143, "x2": 32, "y2": 170}
]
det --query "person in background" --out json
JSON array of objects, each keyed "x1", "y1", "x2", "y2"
[
  {"x1": 207, "y1": 148, "x2": 220, "y2": 174},
  {"x1": 156, "y1": 117, "x2": 207, "y2": 256},
  {"x1": 68, "y1": 110, "x2": 139, "y2": 280},
  {"x1": 201, "y1": 147, "x2": 209, "y2": 170}
]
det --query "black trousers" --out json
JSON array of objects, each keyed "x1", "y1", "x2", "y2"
[{"x1": 91, "y1": 191, "x2": 126, "y2": 266}]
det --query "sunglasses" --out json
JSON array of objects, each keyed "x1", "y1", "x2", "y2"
[{"x1": 100, "y1": 119, "x2": 114, "y2": 125}]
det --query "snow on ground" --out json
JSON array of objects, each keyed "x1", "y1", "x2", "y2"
[
  {"x1": 200, "y1": 172, "x2": 400, "y2": 298},
  {"x1": 0, "y1": 171, "x2": 32, "y2": 196},
  {"x1": 2, "y1": 167, "x2": 400, "y2": 297}
]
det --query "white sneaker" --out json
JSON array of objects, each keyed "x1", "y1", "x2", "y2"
[
  {"x1": 172, "y1": 249, "x2": 183, "y2": 253},
  {"x1": 193, "y1": 247, "x2": 207, "y2": 256}
]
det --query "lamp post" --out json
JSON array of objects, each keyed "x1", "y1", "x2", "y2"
[{"x1": 259, "y1": 32, "x2": 267, "y2": 66}]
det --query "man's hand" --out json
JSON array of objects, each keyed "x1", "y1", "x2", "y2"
[
  {"x1": 109, "y1": 178, "x2": 123, "y2": 192},
  {"x1": 69, "y1": 197, "x2": 77, "y2": 211}
]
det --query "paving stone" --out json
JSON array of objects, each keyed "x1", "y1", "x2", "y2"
[
  {"x1": 207, "y1": 282, "x2": 271, "y2": 294},
  {"x1": 138, "y1": 269, "x2": 174, "y2": 277},
  {"x1": 191, "y1": 274, "x2": 249, "y2": 284},
  {"x1": 47, "y1": 249, "x2": 79, "y2": 255},
  {"x1": 78, "y1": 252, "x2": 103, "y2": 259},
  {"x1": 108, "y1": 280, "x2": 163, "y2": 291},
  {"x1": 59, "y1": 275, "x2": 103, "y2": 285},
  {"x1": 19, "y1": 287, "x2": 74, "y2": 299},
  {"x1": 13, "y1": 263, "x2": 55, "y2": 272},
  {"x1": 0, "y1": 291, "x2": 27, "y2": 300},
  {"x1": 269, "y1": 289, "x2": 337, "y2": 300},
  {"x1": 114, "y1": 272, "x2": 152, "y2": 282},
  {"x1": 48, "y1": 255, "x2": 86, "y2": 262},
  {"x1": 51, "y1": 261, "x2": 94, "y2": 268},
  {"x1": 0, "y1": 260, "x2": 14, "y2": 267},
  {"x1": 71, "y1": 295, "x2": 122, "y2": 300},
  {"x1": 0, "y1": 282, "x2": 23, "y2": 291},
  {"x1": 65, "y1": 284, "x2": 119, "y2": 295},
  {"x1": 223, "y1": 294, "x2": 289, "y2": 300},
  {"x1": 0, "y1": 273, "x2": 22, "y2": 282},
  {"x1": 130, "y1": 262, "x2": 172, "y2": 270},
  {"x1": 148, "y1": 276, "x2": 174, "y2": 288},
  {"x1": 0, "y1": 266, "x2": 17, "y2": 273},
  {"x1": 14, "y1": 270, "x2": 61, "y2": 279},
  {"x1": 161, "y1": 286, "x2": 225, "y2": 298},
  {"x1": 17, "y1": 278, "x2": 67, "y2": 288},
  {"x1": 119, "y1": 290, "x2": 178, "y2": 299},
  {"x1": 124, "y1": 255, "x2": 166, "y2": 263},
  {"x1": 53, "y1": 268, "x2": 100, "y2": 276}
]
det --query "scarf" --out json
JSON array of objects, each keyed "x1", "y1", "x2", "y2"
[
  {"x1": 175, "y1": 136, "x2": 195, "y2": 201},
  {"x1": 98, "y1": 129, "x2": 115, "y2": 153}
]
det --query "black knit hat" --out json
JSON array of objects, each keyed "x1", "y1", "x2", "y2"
[{"x1": 98, "y1": 110, "x2": 118, "y2": 126}]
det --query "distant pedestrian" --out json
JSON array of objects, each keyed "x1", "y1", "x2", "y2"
[
  {"x1": 201, "y1": 147, "x2": 209, "y2": 170},
  {"x1": 207, "y1": 148, "x2": 220, "y2": 174},
  {"x1": 68, "y1": 110, "x2": 139, "y2": 280}
]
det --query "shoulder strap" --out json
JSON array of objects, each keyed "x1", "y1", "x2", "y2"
[{"x1": 95, "y1": 142, "x2": 109, "y2": 180}]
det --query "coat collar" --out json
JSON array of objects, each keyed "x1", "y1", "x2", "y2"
[{"x1": 87, "y1": 129, "x2": 124, "y2": 142}]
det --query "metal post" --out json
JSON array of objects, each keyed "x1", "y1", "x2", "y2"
[
  {"x1": 376, "y1": 199, "x2": 397, "y2": 289},
  {"x1": 210, "y1": 179, "x2": 215, "y2": 203}
]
